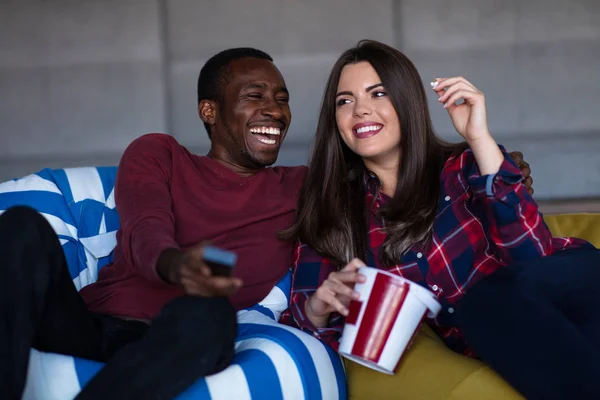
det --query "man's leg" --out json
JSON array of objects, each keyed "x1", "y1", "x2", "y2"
[
  {"x1": 457, "y1": 248, "x2": 600, "y2": 400},
  {"x1": 77, "y1": 296, "x2": 237, "y2": 400},
  {"x1": 0, "y1": 206, "x2": 105, "y2": 399}
]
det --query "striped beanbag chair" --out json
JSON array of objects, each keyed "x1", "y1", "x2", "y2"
[{"x1": 0, "y1": 167, "x2": 346, "y2": 400}]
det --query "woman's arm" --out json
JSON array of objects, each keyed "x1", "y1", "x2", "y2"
[{"x1": 280, "y1": 242, "x2": 360, "y2": 350}]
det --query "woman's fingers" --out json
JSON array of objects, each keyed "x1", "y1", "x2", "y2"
[
  {"x1": 340, "y1": 258, "x2": 366, "y2": 272},
  {"x1": 434, "y1": 76, "x2": 478, "y2": 92},
  {"x1": 442, "y1": 88, "x2": 483, "y2": 109},
  {"x1": 315, "y1": 286, "x2": 351, "y2": 316}
]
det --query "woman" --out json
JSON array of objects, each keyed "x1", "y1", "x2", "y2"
[{"x1": 280, "y1": 40, "x2": 600, "y2": 399}]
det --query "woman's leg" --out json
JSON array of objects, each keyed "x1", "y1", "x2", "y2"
[{"x1": 457, "y1": 248, "x2": 600, "y2": 400}]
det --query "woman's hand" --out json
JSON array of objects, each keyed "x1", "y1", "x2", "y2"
[
  {"x1": 432, "y1": 76, "x2": 503, "y2": 175},
  {"x1": 305, "y1": 258, "x2": 366, "y2": 328},
  {"x1": 432, "y1": 77, "x2": 490, "y2": 144}
]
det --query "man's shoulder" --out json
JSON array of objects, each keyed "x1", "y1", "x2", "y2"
[
  {"x1": 124, "y1": 133, "x2": 182, "y2": 155},
  {"x1": 272, "y1": 165, "x2": 308, "y2": 185}
]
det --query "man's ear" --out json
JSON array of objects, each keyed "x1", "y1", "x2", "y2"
[{"x1": 198, "y1": 100, "x2": 217, "y2": 125}]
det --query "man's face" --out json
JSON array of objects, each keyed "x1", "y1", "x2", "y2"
[{"x1": 211, "y1": 58, "x2": 291, "y2": 169}]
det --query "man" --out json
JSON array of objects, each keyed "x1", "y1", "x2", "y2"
[{"x1": 0, "y1": 47, "x2": 533, "y2": 399}]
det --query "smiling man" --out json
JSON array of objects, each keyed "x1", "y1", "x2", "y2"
[{"x1": 0, "y1": 48, "x2": 307, "y2": 400}]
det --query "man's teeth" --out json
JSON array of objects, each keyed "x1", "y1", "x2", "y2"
[
  {"x1": 249, "y1": 127, "x2": 281, "y2": 135},
  {"x1": 356, "y1": 125, "x2": 382, "y2": 134},
  {"x1": 256, "y1": 136, "x2": 276, "y2": 145}
]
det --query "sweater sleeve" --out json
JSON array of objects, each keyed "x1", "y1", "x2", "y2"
[{"x1": 114, "y1": 134, "x2": 180, "y2": 283}]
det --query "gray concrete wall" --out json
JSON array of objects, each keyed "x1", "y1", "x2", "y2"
[{"x1": 0, "y1": 0, "x2": 598, "y2": 200}]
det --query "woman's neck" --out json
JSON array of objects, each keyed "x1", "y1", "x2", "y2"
[{"x1": 363, "y1": 156, "x2": 399, "y2": 197}]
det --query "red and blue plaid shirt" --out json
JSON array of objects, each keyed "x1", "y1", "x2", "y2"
[{"x1": 280, "y1": 147, "x2": 591, "y2": 355}]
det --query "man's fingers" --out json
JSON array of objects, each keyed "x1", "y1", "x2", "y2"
[
  {"x1": 208, "y1": 276, "x2": 243, "y2": 292},
  {"x1": 509, "y1": 151, "x2": 524, "y2": 165},
  {"x1": 524, "y1": 176, "x2": 533, "y2": 192}
]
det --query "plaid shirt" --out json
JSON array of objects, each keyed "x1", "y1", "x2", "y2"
[{"x1": 280, "y1": 147, "x2": 591, "y2": 355}]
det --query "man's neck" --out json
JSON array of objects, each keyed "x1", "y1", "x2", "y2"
[{"x1": 207, "y1": 149, "x2": 262, "y2": 178}]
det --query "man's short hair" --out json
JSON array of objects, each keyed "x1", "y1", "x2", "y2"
[{"x1": 197, "y1": 48, "x2": 273, "y2": 138}]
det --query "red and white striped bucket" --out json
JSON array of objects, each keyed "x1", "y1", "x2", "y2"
[{"x1": 338, "y1": 267, "x2": 441, "y2": 374}]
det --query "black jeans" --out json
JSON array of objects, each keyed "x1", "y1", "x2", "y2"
[
  {"x1": 457, "y1": 247, "x2": 600, "y2": 400},
  {"x1": 0, "y1": 206, "x2": 237, "y2": 400}
]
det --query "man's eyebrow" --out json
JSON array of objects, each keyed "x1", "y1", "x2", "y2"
[
  {"x1": 245, "y1": 83, "x2": 267, "y2": 90},
  {"x1": 244, "y1": 83, "x2": 289, "y2": 95}
]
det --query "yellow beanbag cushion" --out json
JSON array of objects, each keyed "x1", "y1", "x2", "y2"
[
  {"x1": 544, "y1": 213, "x2": 600, "y2": 248},
  {"x1": 347, "y1": 213, "x2": 600, "y2": 400}
]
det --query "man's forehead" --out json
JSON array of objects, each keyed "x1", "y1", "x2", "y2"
[{"x1": 227, "y1": 58, "x2": 286, "y2": 87}]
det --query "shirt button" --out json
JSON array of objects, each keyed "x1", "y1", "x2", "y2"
[
  {"x1": 431, "y1": 285, "x2": 439, "y2": 291},
  {"x1": 444, "y1": 196, "x2": 451, "y2": 201},
  {"x1": 417, "y1": 252, "x2": 423, "y2": 259},
  {"x1": 448, "y1": 307, "x2": 455, "y2": 314}
]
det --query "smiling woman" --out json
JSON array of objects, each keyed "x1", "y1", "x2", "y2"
[{"x1": 281, "y1": 39, "x2": 600, "y2": 400}]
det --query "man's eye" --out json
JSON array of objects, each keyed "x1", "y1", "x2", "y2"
[
  {"x1": 276, "y1": 97, "x2": 289, "y2": 103},
  {"x1": 247, "y1": 93, "x2": 262, "y2": 99}
]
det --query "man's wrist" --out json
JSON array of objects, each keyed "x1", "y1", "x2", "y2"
[{"x1": 156, "y1": 248, "x2": 184, "y2": 285}]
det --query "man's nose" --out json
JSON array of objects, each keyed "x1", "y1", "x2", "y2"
[{"x1": 261, "y1": 97, "x2": 284, "y2": 119}]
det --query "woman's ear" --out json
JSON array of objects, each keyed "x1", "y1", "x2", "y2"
[{"x1": 198, "y1": 100, "x2": 216, "y2": 125}]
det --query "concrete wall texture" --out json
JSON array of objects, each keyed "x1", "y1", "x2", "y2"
[{"x1": 0, "y1": 0, "x2": 599, "y2": 199}]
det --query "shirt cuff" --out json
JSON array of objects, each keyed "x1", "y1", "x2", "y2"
[
  {"x1": 468, "y1": 152, "x2": 523, "y2": 199},
  {"x1": 291, "y1": 294, "x2": 343, "y2": 342},
  {"x1": 133, "y1": 236, "x2": 180, "y2": 283}
]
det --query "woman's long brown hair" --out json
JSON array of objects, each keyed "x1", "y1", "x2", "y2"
[{"x1": 283, "y1": 40, "x2": 466, "y2": 267}]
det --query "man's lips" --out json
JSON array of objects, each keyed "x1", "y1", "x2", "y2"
[
  {"x1": 352, "y1": 122, "x2": 383, "y2": 139},
  {"x1": 249, "y1": 124, "x2": 284, "y2": 146}
]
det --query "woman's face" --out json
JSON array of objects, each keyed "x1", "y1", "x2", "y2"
[{"x1": 335, "y1": 62, "x2": 401, "y2": 165}]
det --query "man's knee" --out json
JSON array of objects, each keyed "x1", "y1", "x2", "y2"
[
  {"x1": 0, "y1": 205, "x2": 53, "y2": 237},
  {"x1": 1, "y1": 205, "x2": 42, "y2": 224},
  {"x1": 158, "y1": 296, "x2": 237, "y2": 342}
]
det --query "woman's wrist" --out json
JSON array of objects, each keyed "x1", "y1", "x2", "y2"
[
  {"x1": 305, "y1": 296, "x2": 329, "y2": 328},
  {"x1": 468, "y1": 133, "x2": 503, "y2": 175}
]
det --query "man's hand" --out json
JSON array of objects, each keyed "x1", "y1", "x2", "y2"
[
  {"x1": 509, "y1": 151, "x2": 534, "y2": 196},
  {"x1": 157, "y1": 245, "x2": 242, "y2": 297}
]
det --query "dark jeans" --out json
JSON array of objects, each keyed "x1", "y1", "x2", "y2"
[
  {"x1": 457, "y1": 247, "x2": 600, "y2": 400},
  {"x1": 0, "y1": 206, "x2": 237, "y2": 400}
]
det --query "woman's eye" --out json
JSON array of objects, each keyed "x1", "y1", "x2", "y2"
[
  {"x1": 373, "y1": 91, "x2": 387, "y2": 98},
  {"x1": 336, "y1": 98, "x2": 350, "y2": 107}
]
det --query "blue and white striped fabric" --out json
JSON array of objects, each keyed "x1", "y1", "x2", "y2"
[{"x1": 0, "y1": 167, "x2": 346, "y2": 400}]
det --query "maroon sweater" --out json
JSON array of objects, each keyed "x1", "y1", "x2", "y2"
[{"x1": 80, "y1": 133, "x2": 306, "y2": 320}]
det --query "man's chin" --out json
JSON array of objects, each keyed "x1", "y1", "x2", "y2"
[{"x1": 247, "y1": 147, "x2": 281, "y2": 168}]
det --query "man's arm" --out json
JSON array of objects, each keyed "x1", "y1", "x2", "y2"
[
  {"x1": 116, "y1": 134, "x2": 241, "y2": 296},
  {"x1": 115, "y1": 134, "x2": 180, "y2": 283}
]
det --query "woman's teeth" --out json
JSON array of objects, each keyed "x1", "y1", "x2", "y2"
[{"x1": 355, "y1": 125, "x2": 382, "y2": 134}]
